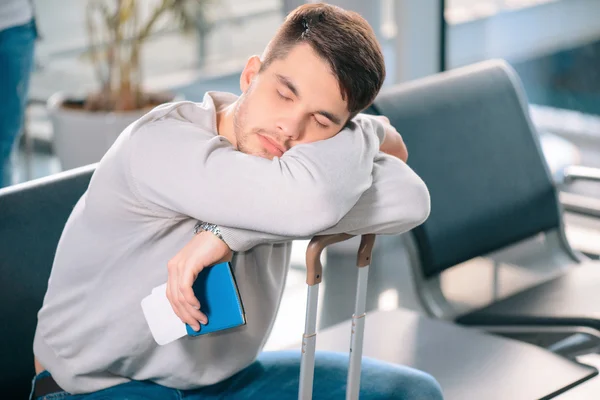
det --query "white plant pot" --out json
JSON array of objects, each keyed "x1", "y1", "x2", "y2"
[{"x1": 47, "y1": 92, "x2": 178, "y2": 170}]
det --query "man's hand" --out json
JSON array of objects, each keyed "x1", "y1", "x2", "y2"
[
  {"x1": 166, "y1": 231, "x2": 232, "y2": 331},
  {"x1": 374, "y1": 116, "x2": 408, "y2": 162}
]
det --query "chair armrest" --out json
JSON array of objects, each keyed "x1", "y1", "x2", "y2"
[
  {"x1": 563, "y1": 165, "x2": 600, "y2": 184},
  {"x1": 559, "y1": 192, "x2": 600, "y2": 218}
]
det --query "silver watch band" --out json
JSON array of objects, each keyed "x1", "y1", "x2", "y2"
[{"x1": 194, "y1": 221, "x2": 225, "y2": 242}]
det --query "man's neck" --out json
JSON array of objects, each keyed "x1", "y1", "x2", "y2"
[{"x1": 216, "y1": 102, "x2": 238, "y2": 149}]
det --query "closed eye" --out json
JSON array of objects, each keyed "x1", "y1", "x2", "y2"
[
  {"x1": 277, "y1": 90, "x2": 292, "y2": 102},
  {"x1": 314, "y1": 116, "x2": 328, "y2": 128}
]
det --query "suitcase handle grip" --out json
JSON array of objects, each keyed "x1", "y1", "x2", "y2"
[
  {"x1": 357, "y1": 234, "x2": 376, "y2": 268},
  {"x1": 305, "y1": 234, "x2": 376, "y2": 285}
]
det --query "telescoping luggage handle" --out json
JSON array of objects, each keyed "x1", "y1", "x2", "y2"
[{"x1": 300, "y1": 234, "x2": 376, "y2": 400}]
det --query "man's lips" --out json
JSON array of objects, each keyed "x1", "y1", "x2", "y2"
[{"x1": 258, "y1": 134, "x2": 285, "y2": 157}]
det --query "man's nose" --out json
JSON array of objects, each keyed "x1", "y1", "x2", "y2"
[{"x1": 276, "y1": 116, "x2": 304, "y2": 141}]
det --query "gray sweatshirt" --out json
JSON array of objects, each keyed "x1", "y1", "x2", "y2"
[{"x1": 33, "y1": 91, "x2": 430, "y2": 394}]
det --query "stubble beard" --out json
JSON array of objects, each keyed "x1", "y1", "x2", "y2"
[{"x1": 233, "y1": 87, "x2": 272, "y2": 159}]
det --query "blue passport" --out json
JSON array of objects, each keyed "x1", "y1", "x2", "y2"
[
  {"x1": 142, "y1": 261, "x2": 246, "y2": 345},
  {"x1": 185, "y1": 261, "x2": 246, "y2": 336}
]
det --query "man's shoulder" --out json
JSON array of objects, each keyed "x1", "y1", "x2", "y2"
[
  {"x1": 129, "y1": 100, "x2": 219, "y2": 141},
  {"x1": 131, "y1": 90, "x2": 236, "y2": 136}
]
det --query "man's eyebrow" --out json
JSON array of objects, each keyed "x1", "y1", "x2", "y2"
[
  {"x1": 275, "y1": 74, "x2": 299, "y2": 98},
  {"x1": 316, "y1": 110, "x2": 342, "y2": 125},
  {"x1": 275, "y1": 73, "x2": 343, "y2": 126}
]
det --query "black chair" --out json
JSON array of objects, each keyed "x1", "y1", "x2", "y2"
[
  {"x1": 371, "y1": 59, "x2": 600, "y2": 348},
  {"x1": 0, "y1": 164, "x2": 95, "y2": 397}
]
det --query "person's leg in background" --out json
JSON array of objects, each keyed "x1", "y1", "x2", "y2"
[
  {"x1": 0, "y1": 19, "x2": 36, "y2": 188},
  {"x1": 184, "y1": 350, "x2": 445, "y2": 400}
]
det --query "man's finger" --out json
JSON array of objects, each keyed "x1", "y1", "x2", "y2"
[
  {"x1": 167, "y1": 261, "x2": 181, "y2": 319},
  {"x1": 185, "y1": 300, "x2": 208, "y2": 325},
  {"x1": 168, "y1": 253, "x2": 181, "y2": 266},
  {"x1": 180, "y1": 267, "x2": 201, "y2": 309},
  {"x1": 176, "y1": 289, "x2": 201, "y2": 331}
]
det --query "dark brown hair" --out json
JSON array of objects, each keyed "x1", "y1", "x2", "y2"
[{"x1": 260, "y1": 3, "x2": 386, "y2": 119}]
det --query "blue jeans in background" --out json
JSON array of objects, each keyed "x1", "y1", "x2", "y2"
[
  {"x1": 0, "y1": 19, "x2": 36, "y2": 188},
  {"x1": 30, "y1": 350, "x2": 444, "y2": 399}
]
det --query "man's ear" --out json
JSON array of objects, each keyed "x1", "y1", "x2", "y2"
[{"x1": 240, "y1": 55, "x2": 262, "y2": 93}]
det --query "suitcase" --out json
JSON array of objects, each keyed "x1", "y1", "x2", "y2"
[{"x1": 299, "y1": 234, "x2": 376, "y2": 400}]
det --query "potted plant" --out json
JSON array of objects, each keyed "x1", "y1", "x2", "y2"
[{"x1": 48, "y1": 0, "x2": 211, "y2": 170}]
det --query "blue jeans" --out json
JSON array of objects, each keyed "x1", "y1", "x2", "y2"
[
  {"x1": 30, "y1": 351, "x2": 444, "y2": 399},
  {"x1": 0, "y1": 19, "x2": 36, "y2": 188}
]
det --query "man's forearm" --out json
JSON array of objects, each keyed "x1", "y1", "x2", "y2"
[
  {"x1": 129, "y1": 112, "x2": 385, "y2": 237},
  {"x1": 215, "y1": 153, "x2": 430, "y2": 252}
]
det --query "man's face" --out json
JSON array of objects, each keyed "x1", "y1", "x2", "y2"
[{"x1": 233, "y1": 43, "x2": 350, "y2": 159}]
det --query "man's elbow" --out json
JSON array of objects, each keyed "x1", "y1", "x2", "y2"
[
  {"x1": 411, "y1": 178, "x2": 431, "y2": 227},
  {"x1": 286, "y1": 187, "x2": 348, "y2": 237},
  {"x1": 388, "y1": 177, "x2": 431, "y2": 234}
]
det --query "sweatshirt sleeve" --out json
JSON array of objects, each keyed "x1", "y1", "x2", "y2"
[
  {"x1": 128, "y1": 114, "x2": 385, "y2": 238},
  {"x1": 218, "y1": 153, "x2": 431, "y2": 252}
]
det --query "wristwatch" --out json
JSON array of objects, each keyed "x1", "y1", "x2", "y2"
[{"x1": 194, "y1": 221, "x2": 225, "y2": 242}]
